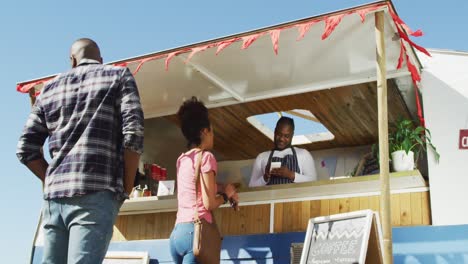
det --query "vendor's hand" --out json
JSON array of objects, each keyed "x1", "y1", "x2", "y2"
[{"x1": 270, "y1": 167, "x2": 295, "y2": 181}]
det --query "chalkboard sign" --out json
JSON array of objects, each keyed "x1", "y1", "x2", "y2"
[
  {"x1": 300, "y1": 210, "x2": 383, "y2": 264},
  {"x1": 103, "y1": 251, "x2": 149, "y2": 264}
]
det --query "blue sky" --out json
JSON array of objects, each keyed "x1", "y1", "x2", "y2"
[
  {"x1": 1, "y1": 0, "x2": 467, "y2": 262},
  {"x1": 255, "y1": 112, "x2": 329, "y2": 135}
]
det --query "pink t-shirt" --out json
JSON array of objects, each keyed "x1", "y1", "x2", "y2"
[{"x1": 175, "y1": 150, "x2": 217, "y2": 224}]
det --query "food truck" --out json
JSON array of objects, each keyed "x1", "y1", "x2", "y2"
[{"x1": 17, "y1": 1, "x2": 468, "y2": 263}]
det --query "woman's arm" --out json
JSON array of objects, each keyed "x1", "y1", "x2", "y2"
[{"x1": 200, "y1": 171, "x2": 226, "y2": 211}]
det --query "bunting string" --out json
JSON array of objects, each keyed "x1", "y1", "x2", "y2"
[{"x1": 18, "y1": 0, "x2": 431, "y2": 127}]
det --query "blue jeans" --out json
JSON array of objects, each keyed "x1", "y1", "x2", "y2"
[
  {"x1": 41, "y1": 190, "x2": 123, "y2": 264},
  {"x1": 170, "y1": 222, "x2": 199, "y2": 264}
]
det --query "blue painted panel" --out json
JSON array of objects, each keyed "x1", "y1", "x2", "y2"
[
  {"x1": 393, "y1": 225, "x2": 468, "y2": 264},
  {"x1": 221, "y1": 233, "x2": 304, "y2": 260},
  {"x1": 108, "y1": 239, "x2": 173, "y2": 262},
  {"x1": 31, "y1": 233, "x2": 304, "y2": 263},
  {"x1": 31, "y1": 225, "x2": 468, "y2": 264}
]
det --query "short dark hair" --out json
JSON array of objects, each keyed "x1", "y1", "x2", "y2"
[
  {"x1": 177, "y1": 97, "x2": 211, "y2": 148},
  {"x1": 275, "y1": 116, "x2": 295, "y2": 131}
]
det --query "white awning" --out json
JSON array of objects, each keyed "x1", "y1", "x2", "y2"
[{"x1": 17, "y1": 1, "x2": 426, "y2": 120}]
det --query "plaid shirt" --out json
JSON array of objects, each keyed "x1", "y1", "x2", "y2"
[{"x1": 17, "y1": 59, "x2": 144, "y2": 199}]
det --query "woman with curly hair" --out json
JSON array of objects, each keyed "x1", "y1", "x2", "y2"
[{"x1": 169, "y1": 97, "x2": 239, "y2": 264}]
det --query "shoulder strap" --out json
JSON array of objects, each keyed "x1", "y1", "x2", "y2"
[
  {"x1": 267, "y1": 149, "x2": 275, "y2": 169},
  {"x1": 193, "y1": 150, "x2": 203, "y2": 221},
  {"x1": 290, "y1": 146, "x2": 301, "y2": 174}
]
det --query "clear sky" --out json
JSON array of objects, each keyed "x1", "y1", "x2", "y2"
[{"x1": 1, "y1": 0, "x2": 466, "y2": 263}]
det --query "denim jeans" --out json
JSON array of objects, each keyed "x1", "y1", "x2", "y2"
[
  {"x1": 41, "y1": 190, "x2": 123, "y2": 264},
  {"x1": 170, "y1": 222, "x2": 199, "y2": 264}
]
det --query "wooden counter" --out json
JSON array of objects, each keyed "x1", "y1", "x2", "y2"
[{"x1": 112, "y1": 170, "x2": 430, "y2": 241}]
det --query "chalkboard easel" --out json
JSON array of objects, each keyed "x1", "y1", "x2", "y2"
[{"x1": 300, "y1": 210, "x2": 383, "y2": 264}]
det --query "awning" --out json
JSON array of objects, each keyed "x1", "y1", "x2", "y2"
[{"x1": 17, "y1": 1, "x2": 428, "y2": 121}]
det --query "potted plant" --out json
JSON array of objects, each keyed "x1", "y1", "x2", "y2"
[{"x1": 389, "y1": 118, "x2": 440, "y2": 172}]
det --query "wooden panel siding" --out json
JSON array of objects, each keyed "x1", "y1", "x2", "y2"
[
  {"x1": 421, "y1": 191, "x2": 432, "y2": 225},
  {"x1": 112, "y1": 212, "x2": 176, "y2": 241},
  {"x1": 213, "y1": 204, "x2": 270, "y2": 235},
  {"x1": 112, "y1": 191, "x2": 430, "y2": 241},
  {"x1": 112, "y1": 204, "x2": 270, "y2": 241},
  {"x1": 272, "y1": 192, "x2": 430, "y2": 233}
]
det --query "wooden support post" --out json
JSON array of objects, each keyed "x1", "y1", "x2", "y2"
[
  {"x1": 27, "y1": 87, "x2": 42, "y2": 264},
  {"x1": 375, "y1": 11, "x2": 393, "y2": 264}
]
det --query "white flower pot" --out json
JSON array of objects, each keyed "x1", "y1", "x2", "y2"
[{"x1": 391, "y1": 150, "x2": 415, "y2": 172}]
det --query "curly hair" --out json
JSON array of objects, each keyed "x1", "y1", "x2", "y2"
[{"x1": 177, "y1": 97, "x2": 211, "y2": 148}]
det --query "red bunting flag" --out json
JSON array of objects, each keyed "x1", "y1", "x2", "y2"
[
  {"x1": 241, "y1": 33, "x2": 264, "y2": 50},
  {"x1": 395, "y1": 40, "x2": 425, "y2": 127},
  {"x1": 322, "y1": 14, "x2": 345, "y2": 40},
  {"x1": 269, "y1": 29, "x2": 281, "y2": 55},
  {"x1": 406, "y1": 53, "x2": 421, "y2": 84},
  {"x1": 185, "y1": 45, "x2": 211, "y2": 63},
  {"x1": 356, "y1": 5, "x2": 383, "y2": 23},
  {"x1": 16, "y1": 78, "x2": 52, "y2": 93},
  {"x1": 396, "y1": 26, "x2": 431, "y2": 57},
  {"x1": 388, "y1": 7, "x2": 423, "y2": 37},
  {"x1": 133, "y1": 57, "x2": 153, "y2": 75},
  {"x1": 397, "y1": 40, "x2": 406, "y2": 69},
  {"x1": 113, "y1": 62, "x2": 128, "y2": 67},
  {"x1": 165, "y1": 51, "x2": 185, "y2": 71},
  {"x1": 413, "y1": 83, "x2": 425, "y2": 127},
  {"x1": 17, "y1": 82, "x2": 39, "y2": 93},
  {"x1": 216, "y1": 38, "x2": 239, "y2": 55},
  {"x1": 296, "y1": 20, "x2": 319, "y2": 41}
]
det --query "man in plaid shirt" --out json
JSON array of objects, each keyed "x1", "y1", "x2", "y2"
[{"x1": 17, "y1": 38, "x2": 144, "y2": 263}]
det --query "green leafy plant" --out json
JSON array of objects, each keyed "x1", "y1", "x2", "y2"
[{"x1": 389, "y1": 118, "x2": 440, "y2": 162}]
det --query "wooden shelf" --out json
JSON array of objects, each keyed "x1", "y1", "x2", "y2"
[{"x1": 119, "y1": 170, "x2": 426, "y2": 215}]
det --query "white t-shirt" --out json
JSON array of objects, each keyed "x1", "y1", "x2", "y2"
[{"x1": 248, "y1": 147, "x2": 317, "y2": 187}]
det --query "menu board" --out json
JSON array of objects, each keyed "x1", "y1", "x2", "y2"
[{"x1": 300, "y1": 210, "x2": 383, "y2": 264}]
